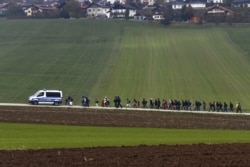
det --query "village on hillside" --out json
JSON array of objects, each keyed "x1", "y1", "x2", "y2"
[{"x1": 0, "y1": 0, "x2": 250, "y2": 23}]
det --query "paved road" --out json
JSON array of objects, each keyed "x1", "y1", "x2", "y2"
[{"x1": 0, "y1": 103, "x2": 249, "y2": 116}]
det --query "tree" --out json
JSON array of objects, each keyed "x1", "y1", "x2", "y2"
[
  {"x1": 223, "y1": 0, "x2": 233, "y2": 7},
  {"x1": 28, "y1": 0, "x2": 44, "y2": 3},
  {"x1": 181, "y1": 5, "x2": 194, "y2": 22},
  {"x1": 126, "y1": 0, "x2": 134, "y2": 5},
  {"x1": 60, "y1": 8, "x2": 70, "y2": 19},
  {"x1": 161, "y1": 6, "x2": 174, "y2": 26},
  {"x1": 91, "y1": 0, "x2": 100, "y2": 3},
  {"x1": 181, "y1": 5, "x2": 187, "y2": 21},
  {"x1": 154, "y1": 0, "x2": 165, "y2": 5},
  {"x1": 125, "y1": 8, "x2": 129, "y2": 20},
  {"x1": 1, "y1": 0, "x2": 18, "y2": 3},
  {"x1": 63, "y1": 0, "x2": 81, "y2": 18},
  {"x1": 6, "y1": 3, "x2": 25, "y2": 17}
]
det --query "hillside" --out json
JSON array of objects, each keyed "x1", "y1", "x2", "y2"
[{"x1": 0, "y1": 20, "x2": 249, "y2": 110}]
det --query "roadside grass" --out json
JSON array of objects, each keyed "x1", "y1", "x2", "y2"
[
  {"x1": 0, "y1": 20, "x2": 249, "y2": 110},
  {"x1": 1, "y1": 122, "x2": 250, "y2": 150}
]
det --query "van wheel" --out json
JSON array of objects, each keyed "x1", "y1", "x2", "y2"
[
  {"x1": 33, "y1": 101, "x2": 38, "y2": 105},
  {"x1": 54, "y1": 102, "x2": 59, "y2": 106}
]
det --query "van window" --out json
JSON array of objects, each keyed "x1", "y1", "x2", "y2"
[
  {"x1": 37, "y1": 92, "x2": 44, "y2": 97},
  {"x1": 46, "y1": 92, "x2": 61, "y2": 97}
]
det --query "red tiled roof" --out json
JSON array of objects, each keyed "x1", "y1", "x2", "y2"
[
  {"x1": 0, "y1": 3, "x2": 9, "y2": 9},
  {"x1": 34, "y1": 4, "x2": 57, "y2": 10},
  {"x1": 207, "y1": 5, "x2": 234, "y2": 14}
]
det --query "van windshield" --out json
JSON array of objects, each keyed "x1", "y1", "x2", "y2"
[
  {"x1": 37, "y1": 92, "x2": 44, "y2": 97},
  {"x1": 33, "y1": 91, "x2": 43, "y2": 97}
]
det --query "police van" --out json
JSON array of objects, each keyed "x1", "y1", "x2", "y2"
[{"x1": 28, "y1": 89, "x2": 63, "y2": 105}]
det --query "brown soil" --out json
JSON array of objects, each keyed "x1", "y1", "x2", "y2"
[{"x1": 0, "y1": 106, "x2": 250, "y2": 167}]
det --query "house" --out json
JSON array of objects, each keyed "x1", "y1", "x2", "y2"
[
  {"x1": 0, "y1": 3, "x2": 9, "y2": 16},
  {"x1": 232, "y1": 0, "x2": 250, "y2": 7},
  {"x1": 134, "y1": 8, "x2": 153, "y2": 20},
  {"x1": 207, "y1": 0, "x2": 224, "y2": 4},
  {"x1": 169, "y1": 1, "x2": 185, "y2": 10},
  {"x1": 135, "y1": 5, "x2": 168, "y2": 21},
  {"x1": 24, "y1": 4, "x2": 58, "y2": 17},
  {"x1": 140, "y1": 0, "x2": 155, "y2": 6},
  {"x1": 151, "y1": 6, "x2": 165, "y2": 20},
  {"x1": 134, "y1": 13, "x2": 147, "y2": 20},
  {"x1": 86, "y1": 3, "x2": 110, "y2": 18},
  {"x1": 43, "y1": 0, "x2": 59, "y2": 7},
  {"x1": 24, "y1": 6, "x2": 35, "y2": 16},
  {"x1": 34, "y1": 4, "x2": 58, "y2": 13},
  {"x1": 22, "y1": 2, "x2": 34, "y2": 16},
  {"x1": 106, "y1": 0, "x2": 126, "y2": 4},
  {"x1": 190, "y1": 10, "x2": 205, "y2": 23},
  {"x1": 207, "y1": 5, "x2": 234, "y2": 15},
  {"x1": 188, "y1": 1, "x2": 206, "y2": 9},
  {"x1": 109, "y1": 3, "x2": 136, "y2": 19}
]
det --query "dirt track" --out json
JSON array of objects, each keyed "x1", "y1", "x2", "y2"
[{"x1": 0, "y1": 105, "x2": 250, "y2": 167}]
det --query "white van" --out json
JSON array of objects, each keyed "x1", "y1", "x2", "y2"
[{"x1": 28, "y1": 89, "x2": 63, "y2": 105}]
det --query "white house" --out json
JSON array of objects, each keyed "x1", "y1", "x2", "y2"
[
  {"x1": 140, "y1": 0, "x2": 155, "y2": 5},
  {"x1": 169, "y1": 1, "x2": 185, "y2": 10},
  {"x1": 188, "y1": 2, "x2": 206, "y2": 9},
  {"x1": 106, "y1": 0, "x2": 125, "y2": 4},
  {"x1": 86, "y1": 3, "x2": 110, "y2": 18},
  {"x1": 23, "y1": 4, "x2": 57, "y2": 16},
  {"x1": 207, "y1": 5, "x2": 234, "y2": 15},
  {"x1": 152, "y1": 6, "x2": 165, "y2": 20},
  {"x1": 0, "y1": 3, "x2": 9, "y2": 16},
  {"x1": 232, "y1": 0, "x2": 250, "y2": 7},
  {"x1": 109, "y1": 3, "x2": 136, "y2": 18},
  {"x1": 207, "y1": 0, "x2": 223, "y2": 4},
  {"x1": 24, "y1": 7, "x2": 34, "y2": 16}
]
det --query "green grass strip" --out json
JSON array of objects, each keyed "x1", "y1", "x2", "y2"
[{"x1": 1, "y1": 122, "x2": 250, "y2": 150}]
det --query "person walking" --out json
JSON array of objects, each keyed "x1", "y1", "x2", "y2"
[
  {"x1": 126, "y1": 98, "x2": 131, "y2": 108},
  {"x1": 223, "y1": 102, "x2": 228, "y2": 112},
  {"x1": 65, "y1": 96, "x2": 73, "y2": 106},
  {"x1": 95, "y1": 98, "x2": 99, "y2": 107},
  {"x1": 117, "y1": 96, "x2": 122, "y2": 108},
  {"x1": 236, "y1": 102, "x2": 242, "y2": 113},
  {"x1": 229, "y1": 102, "x2": 234, "y2": 112},
  {"x1": 203, "y1": 101, "x2": 206, "y2": 111},
  {"x1": 142, "y1": 98, "x2": 147, "y2": 108}
]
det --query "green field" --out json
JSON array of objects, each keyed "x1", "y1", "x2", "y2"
[
  {"x1": 0, "y1": 20, "x2": 250, "y2": 150},
  {"x1": 0, "y1": 20, "x2": 249, "y2": 110},
  {"x1": 1, "y1": 122, "x2": 250, "y2": 150}
]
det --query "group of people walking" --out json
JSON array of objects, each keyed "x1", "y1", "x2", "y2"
[
  {"x1": 97, "y1": 97, "x2": 243, "y2": 113},
  {"x1": 65, "y1": 95, "x2": 243, "y2": 113}
]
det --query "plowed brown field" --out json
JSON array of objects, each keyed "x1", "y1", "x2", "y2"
[{"x1": 1, "y1": 106, "x2": 250, "y2": 167}]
